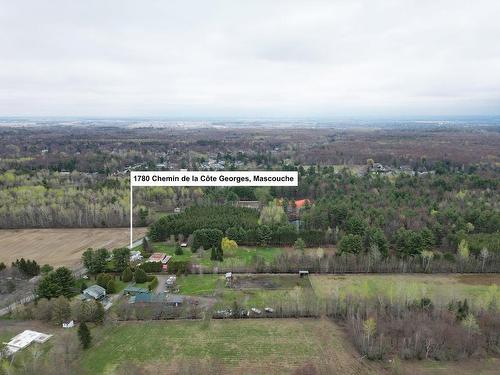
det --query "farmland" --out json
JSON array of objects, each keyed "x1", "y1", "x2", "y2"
[
  {"x1": 310, "y1": 274, "x2": 500, "y2": 309},
  {"x1": 0, "y1": 228, "x2": 147, "y2": 267},
  {"x1": 81, "y1": 319, "x2": 378, "y2": 375}
]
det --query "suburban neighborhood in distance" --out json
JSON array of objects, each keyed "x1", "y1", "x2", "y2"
[{"x1": 1, "y1": 1, "x2": 500, "y2": 375}]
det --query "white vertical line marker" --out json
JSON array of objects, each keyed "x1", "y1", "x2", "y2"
[{"x1": 130, "y1": 174, "x2": 133, "y2": 249}]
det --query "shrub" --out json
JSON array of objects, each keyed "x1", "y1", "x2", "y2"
[
  {"x1": 148, "y1": 276, "x2": 159, "y2": 291},
  {"x1": 106, "y1": 279, "x2": 117, "y2": 294},
  {"x1": 40, "y1": 264, "x2": 53, "y2": 275},
  {"x1": 175, "y1": 243, "x2": 184, "y2": 255},
  {"x1": 221, "y1": 237, "x2": 238, "y2": 255},
  {"x1": 168, "y1": 260, "x2": 190, "y2": 275},
  {"x1": 294, "y1": 238, "x2": 306, "y2": 252},
  {"x1": 139, "y1": 261, "x2": 163, "y2": 273}
]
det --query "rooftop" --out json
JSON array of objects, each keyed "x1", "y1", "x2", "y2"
[
  {"x1": 4, "y1": 330, "x2": 52, "y2": 355},
  {"x1": 83, "y1": 284, "x2": 106, "y2": 299}
]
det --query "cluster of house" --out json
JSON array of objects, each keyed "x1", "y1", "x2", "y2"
[
  {"x1": 129, "y1": 250, "x2": 174, "y2": 272},
  {"x1": 199, "y1": 158, "x2": 244, "y2": 170},
  {"x1": 368, "y1": 162, "x2": 435, "y2": 176},
  {"x1": 124, "y1": 276, "x2": 183, "y2": 307}
]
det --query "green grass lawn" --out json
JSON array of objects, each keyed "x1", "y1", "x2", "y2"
[
  {"x1": 310, "y1": 274, "x2": 500, "y2": 309},
  {"x1": 176, "y1": 274, "x2": 222, "y2": 295},
  {"x1": 174, "y1": 273, "x2": 314, "y2": 308},
  {"x1": 135, "y1": 242, "x2": 284, "y2": 268},
  {"x1": 80, "y1": 319, "x2": 359, "y2": 374},
  {"x1": 222, "y1": 246, "x2": 283, "y2": 267}
]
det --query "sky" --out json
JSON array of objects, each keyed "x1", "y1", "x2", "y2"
[{"x1": 1, "y1": 0, "x2": 500, "y2": 118}]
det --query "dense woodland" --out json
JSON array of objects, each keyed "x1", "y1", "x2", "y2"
[
  {"x1": 2, "y1": 167, "x2": 499, "y2": 258},
  {"x1": 148, "y1": 170, "x2": 499, "y2": 259},
  {"x1": 0, "y1": 124, "x2": 498, "y2": 260}
]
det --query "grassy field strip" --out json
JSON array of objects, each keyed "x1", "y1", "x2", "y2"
[
  {"x1": 81, "y1": 319, "x2": 377, "y2": 374},
  {"x1": 309, "y1": 274, "x2": 500, "y2": 308}
]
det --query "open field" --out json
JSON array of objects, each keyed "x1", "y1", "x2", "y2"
[
  {"x1": 2, "y1": 318, "x2": 498, "y2": 375},
  {"x1": 310, "y1": 274, "x2": 500, "y2": 308},
  {"x1": 0, "y1": 228, "x2": 147, "y2": 267},
  {"x1": 174, "y1": 273, "x2": 500, "y2": 310},
  {"x1": 136, "y1": 242, "x2": 286, "y2": 268},
  {"x1": 81, "y1": 319, "x2": 379, "y2": 375},
  {"x1": 175, "y1": 274, "x2": 315, "y2": 308}
]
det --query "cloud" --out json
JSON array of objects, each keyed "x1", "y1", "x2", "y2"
[{"x1": 0, "y1": 0, "x2": 499, "y2": 117}]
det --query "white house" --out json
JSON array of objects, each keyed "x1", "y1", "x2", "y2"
[{"x1": 130, "y1": 250, "x2": 143, "y2": 262}]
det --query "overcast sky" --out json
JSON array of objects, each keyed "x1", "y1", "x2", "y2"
[{"x1": 1, "y1": 0, "x2": 499, "y2": 118}]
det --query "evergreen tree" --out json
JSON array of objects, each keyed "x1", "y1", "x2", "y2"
[
  {"x1": 78, "y1": 322, "x2": 92, "y2": 349},
  {"x1": 175, "y1": 243, "x2": 183, "y2": 255},
  {"x1": 112, "y1": 247, "x2": 130, "y2": 272},
  {"x1": 142, "y1": 237, "x2": 152, "y2": 255},
  {"x1": 94, "y1": 301, "x2": 105, "y2": 324},
  {"x1": 106, "y1": 279, "x2": 116, "y2": 294},
  {"x1": 339, "y1": 234, "x2": 363, "y2": 254},
  {"x1": 121, "y1": 267, "x2": 133, "y2": 282},
  {"x1": 134, "y1": 268, "x2": 147, "y2": 283}
]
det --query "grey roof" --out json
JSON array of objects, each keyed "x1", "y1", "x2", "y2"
[
  {"x1": 83, "y1": 285, "x2": 106, "y2": 299},
  {"x1": 166, "y1": 295, "x2": 184, "y2": 304}
]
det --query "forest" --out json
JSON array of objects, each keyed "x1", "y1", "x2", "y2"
[{"x1": 146, "y1": 169, "x2": 499, "y2": 260}]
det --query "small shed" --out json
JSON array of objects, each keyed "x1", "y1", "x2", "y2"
[
  {"x1": 62, "y1": 321, "x2": 74, "y2": 328},
  {"x1": 166, "y1": 295, "x2": 184, "y2": 307},
  {"x1": 298, "y1": 270, "x2": 309, "y2": 278}
]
